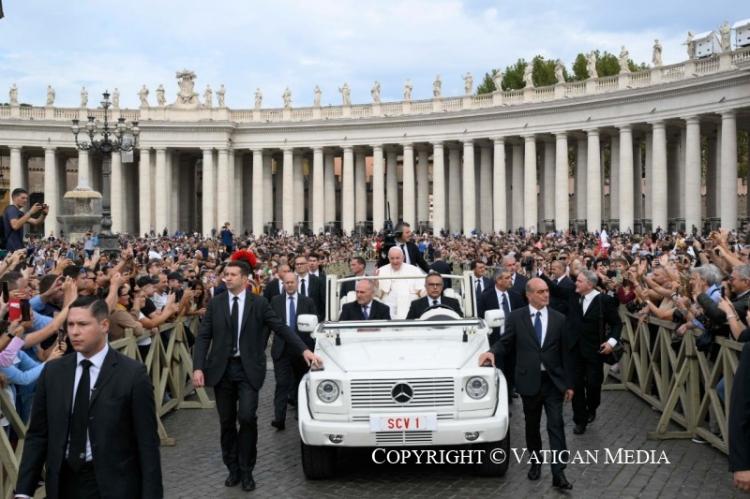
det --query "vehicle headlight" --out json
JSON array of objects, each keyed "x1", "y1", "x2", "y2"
[
  {"x1": 316, "y1": 380, "x2": 340, "y2": 403},
  {"x1": 465, "y1": 376, "x2": 489, "y2": 399}
]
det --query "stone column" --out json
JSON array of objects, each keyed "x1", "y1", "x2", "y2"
[
  {"x1": 586, "y1": 129, "x2": 602, "y2": 232},
  {"x1": 555, "y1": 133, "x2": 569, "y2": 231},
  {"x1": 342, "y1": 146, "x2": 355, "y2": 233},
  {"x1": 262, "y1": 154, "x2": 273, "y2": 225},
  {"x1": 493, "y1": 138, "x2": 507, "y2": 233},
  {"x1": 9, "y1": 146, "x2": 24, "y2": 192},
  {"x1": 312, "y1": 147, "x2": 325, "y2": 234},
  {"x1": 169, "y1": 151, "x2": 179, "y2": 231},
  {"x1": 109, "y1": 150, "x2": 122, "y2": 234},
  {"x1": 372, "y1": 145, "x2": 385, "y2": 231},
  {"x1": 293, "y1": 152, "x2": 304, "y2": 225},
  {"x1": 230, "y1": 150, "x2": 240, "y2": 230},
  {"x1": 448, "y1": 145, "x2": 462, "y2": 232},
  {"x1": 432, "y1": 142, "x2": 446, "y2": 234},
  {"x1": 386, "y1": 149, "x2": 399, "y2": 222},
  {"x1": 685, "y1": 117, "x2": 702, "y2": 232},
  {"x1": 417, "y1": 147, "x2": 430, "y2": 226},
  {"x1": 543, "y1": 140, "x2": 555, "y2": 228},
  {"x1": 402, "y1": 144, "x2": 416, "y2": 227},
  {"x1": 523, "y1": 135, "x2": 537, "y2": 232},
  {"x1": 355, "y1": 149, "x2": 367, "y2": 224},
  {"x1": 633, "y1": 139, "x2": 643, "y2": 223},
  {"x1": 282, "y1": 148, "x2": 294, "y2": 233},
  {"x1": 324, "y1": 151, "x2": 336, "y2": 225},
  {"x1": 200, "y1": 148, "x2": 214, "y2": 236},
  {"x1": 575, "y1": 139, "x2": 587, "y2": 222},
  {"x1": 251, "y1": 149, "x2": 264, "y2": 234},
  {"x1": 479, "y1": 145, "x2": 493, "y2": 232},
  {"x1": 619, "y1": 125, "x2": 635, "y2": 232},
  {"x1": 461, "y1": 141, "x2": 476, "y2": 234},
  {"x1": 720, "y1": 111, "x2": 738, "y2": 230},
  {"x1": 154, "y1": 148, "x2": 168, "y2": 233},
  {"x1": 644, "y1": 132, "x2": 653, "y2": 222},
  {"x1": 140, "y1": 148, "x2": 153, "y2": 236},
  {"x1": 43, "y1": 147, "x2": 59, "y2": 236},
  {"x1": 77, "y1": 149, "x2": 90, "y2": 190},
  {"x1": 651, "y1": 122, "x2": 668, "y2": 230},
  {"x1": 511, "y1": 143, "x2": 524, "y2": 230},
  {"x1": 610, "y1": 135, "x2": 620, "y2": 224}
]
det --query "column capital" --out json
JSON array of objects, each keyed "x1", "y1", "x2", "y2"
[
  {"x1": 401, "y1": 143, "x2": 414, "y2": 150},
  {"x1": 154, "y1": 146, "x2": 167, "y2": 152},
  {"x1": 44, "y1": 145, "x2": 57, "y2": 152},
  {"x1": 649, "y1": 120, "x2": 666, "y2": 129},
  {"x1": 312, "y1": 146, "x2": 324, "y2": 153},
  {"x1": 200, "y1": 147, "x2": 213, "y2": 153},
  {"x1": 431, "y1": 140, "x2": 444, "y2": 149},
  {"x1": 586, "y1": 128, "x2": 600, "y2": 136},
  {"x1": 721, "y1": 109, "x2": 736, "y2": 120},
  {"x1": 684, "y1": 116, "x2": 701, "y2": 125},
  {"x1": 9, "y1": 145, "x2": 22, "y2": 152},
  {"x1": 523, "y1": 134, "x2": 536, "y2": 142},
  {"x1": 252, "y1": 147, "x2": 264, "y2": 154},
  {"x1": 554, "y1": 132, "x2": 567, "y2": 140},
  {"x1": 342, "y1": 145, "x2": 354, "y2": 152},
  {"x1": 371, "y1": 144, "x2": 384, "y2": 152},
  {"x1": 492, "y1": 137, "x2": 505, "y2": 146},
  {"x1": 462, "y1": 140, "x2": 474, "y2": 147},
  {"x1": 618, "y1": 124, "x2": 633, "y2": 132}
]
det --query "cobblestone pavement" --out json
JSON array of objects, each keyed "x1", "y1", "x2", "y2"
[{"x1": 161, "y1": 373, "x2": 740, "y2": 499}]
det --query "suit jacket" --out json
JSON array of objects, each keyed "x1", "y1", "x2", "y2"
[
  {"x1": 510, "y1": 273, "x2": 528, "y2": 297},
  {"x1": 429, "y1": 260, "x2": 453, "y2": 288},
  {"x1": 478, "y1": 287, "x2": 524, "y2": 342},
  {"x1": 339, "y1": 300, "x2": 391, "y2": 321},
  {"x1": 730, "y1": 341, "x2": 750, "y2": 471},
  {"x1": 566, "y1": 292, "x2": 623, "y2": 360},
  {"x1": 490, "y1": 306, "x2": 574, "y2": 396},
  {"x1": 698, "y1": 289, "x2": 750, "y2": 329},
  {"x1": 542, "y1": 274, "x2": 576, "y2": 315},
  {"x1": 406, "y1": 296, "x2": 463, "y2": 319},
  {"x1": 340, "y1": 274, "x2": 365, "y2": 297},
  {"x1": 377, "y1": 241, "x2": 430, "y2": 273},
  {"x1": 193, "y1": 291, "x2": 309, "y2": 389},
  {"x1": 298, "y1": 273, "x2": 326, "y2": 321},
  {"x1": 270, "y1": 293, "x2": 317, "y2": 360},
  {"x1": 262, "y1": 278, "x2": 284, "y2": 302},
  {"x1": 16, "y1": 348, "x2": 163, "y2": 499}
]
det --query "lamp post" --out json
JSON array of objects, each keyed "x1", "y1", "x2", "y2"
[{"x1": 71, "y1": 90, "x2": 139, "y2": 251}]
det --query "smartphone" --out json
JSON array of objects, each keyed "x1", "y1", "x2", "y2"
[
  {"x1": 20, "y1": 299, "x2": 31, "y2": 322},
  {"x1": 8, "y1": 298, "x2": 21, "y2": 321},
  {"x1": 1, "y1": 281, "x2": 8, "y2": 303}
]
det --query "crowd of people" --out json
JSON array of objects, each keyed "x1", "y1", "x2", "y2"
[{"x1": 1, "y1": 185, "x2": 750, "y2": 493}]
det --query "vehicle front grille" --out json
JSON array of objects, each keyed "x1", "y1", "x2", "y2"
[
  {"x1": 375, "y1": 431, "x2": 434, "y2": 445},
  {"x1": 350, "y1": 377, "x2": 455, "y2": 409}
]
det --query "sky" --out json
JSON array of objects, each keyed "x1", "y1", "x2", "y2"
[{"x1": 0, "y1": 1, "x2": 747, "y2": 109}]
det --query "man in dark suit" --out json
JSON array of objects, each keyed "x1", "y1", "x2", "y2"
[
  {"x1": 406, "y1": 272, "x2": 463, "y2": 319},
  {"x1": 270, "y1": 273, "x2": 317, "y2": 430},
  {"x1": 262, "y1": 263, "x2": 290, "y2": 302},
  {"x1": 294, "y1": 255, "x2": 326, "y2": 321},
  {"x1": 340, "y1": 256, "x2": 367, "y2": 297},
  {"x1": 541, "y1": 260, "x2": 576, "y2": 315},
  {"x1": 479, "y1": 277, "x2": 574, "y2": 490},
  {"x1": 428, "y1": 250, "x2": 453, "y2": 289},
  {"x1": 730, "y1": 341, "x2": 750, "y2": 491},
  {"x1": 503, "y1": 255, "x2": 528, "y2": 297},
  {"x1": 469, "y1": 260, "x2": 492, "y2": 307},
  {"x1": 339, "y1": 279, "x2": 391, "y2": 321},
  {"x1": 308, "y1": 252, "x2": 326, "y2": 285},
  {"x1": 16, "y1": 296, "x2": 163, "y2": 499},
  {"x1": 377, "y1": 222, "x2": 429, "y2": 273},
  {"x1": 567, "y1": 269, "x2": 622, "y2": 435},
  {"x1": 193, "y1": 261, "x2": 321, "y2": 492}
]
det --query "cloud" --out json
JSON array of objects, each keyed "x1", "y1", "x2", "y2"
[{"x1": 0, "y1": 0, "x2": 746, "y2": 108}]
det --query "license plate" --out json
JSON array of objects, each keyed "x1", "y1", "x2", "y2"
[{"x1": 369, "y1": 413, "x2": 437, "y2": 432}]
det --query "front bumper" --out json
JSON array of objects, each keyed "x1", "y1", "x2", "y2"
[{"x1": 298, "y1": 380, "x2": 509, "y2": 447}]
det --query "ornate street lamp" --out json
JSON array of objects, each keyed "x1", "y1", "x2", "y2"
[{"x1": 71, "y1": 90, "x2": 139, "y2": 251}]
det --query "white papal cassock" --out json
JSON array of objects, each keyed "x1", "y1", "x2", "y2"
[{"x1": 377, "y1": 263, "x2": 425, "y2": 319}]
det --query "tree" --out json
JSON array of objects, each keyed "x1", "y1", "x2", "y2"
[
  {"x1": 476, "y1": 70, "x2": 499, "y2": 95},
  {"x1": 531, "y1": 56, "x2": 560, "y2": 87},
  {"x1": 596, "y1": 51, "x2": 620, "y2": 77},
  {"x1": 572, "y1": 53, "x2": 588, "y2": 80},
  {"x1": 502, "y1": 59, "x2": 527, "y2": 90}
]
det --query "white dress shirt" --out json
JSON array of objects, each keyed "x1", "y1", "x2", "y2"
[
  {"x1": 399, "y1": 243, "x2": 411, "y2": 264},
  {"x1": 473, "y1": 276, "x2": 485, "y2": 294},
  {"x1": 228, "y1": 289, "x2": 247, "y2": 356},
  {"x1": 494, "y1": 288, "x2": 511, "y2": 334},
  {"x1": 528, "y1": 304, "x2": 549, "y2": 370},
  {"x1": 297, "y1": 274, "x2": 309, "y2": 297},
  {"x1": 68, "y1": 344, "x2": 110, "y2": 462},
  {"x1": 581, "y1": 289, "x2": 618, "y2": 347}
]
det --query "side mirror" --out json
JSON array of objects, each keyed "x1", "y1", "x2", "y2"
[
  {"x1": 297, "y1": 314, "x2": 318, "y2": 333},
  {"x1": 484, "y1": 309, "x2": 504, "y2": 329}
]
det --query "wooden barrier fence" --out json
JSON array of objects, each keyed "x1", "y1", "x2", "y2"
[
  {"x1": 0, "y1": 315, "x2": 213, "y2": 498},
  {"x1": 604, "y1": 307, "x2": 742, "y2": 455}
]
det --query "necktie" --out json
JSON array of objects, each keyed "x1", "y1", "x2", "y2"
[
  {"x1": 432, "y1": 299, "x2": 438, "y2": 306},
  {"x1": 501, "y1": 293, "x2": 510, "y2": 316},
  {"x1": 534, "y1": 311, "x2": 543, "y2": 345},
  {"x1": 231, "y1": 296, "x2": 239, "y2": 354},
  {"x1": 288, "y1": 295, "x2": 296, "y2": 332},
  {"x1": 401, "y1": 244, "x2": 409, "y2": 264},
  {"x1": 68, "y1": 359, "x2": 93, "y2": 471},
  {"x1": 579, "y1": 295, "x2": 585, "y2": 314},
  {"x1": 362, "y1": 304, "x2": 369, "y2": 320},
  {"x1": 475, "y1": 278, "x2": 482, "y2": 298},
  {"x1": 300, "y1": 278, "x2": 307, "y2": 297}
]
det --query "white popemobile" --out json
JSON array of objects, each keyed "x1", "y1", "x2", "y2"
[{"x1": 296, "y1": 273, "x2": 509, "y2": 479}]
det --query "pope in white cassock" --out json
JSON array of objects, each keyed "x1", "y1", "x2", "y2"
[{"x1": 376, "y1": 246, "x2": 425, "y2": 318}]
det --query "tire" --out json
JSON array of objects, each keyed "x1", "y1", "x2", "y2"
[
  {"x1": 301, "y1": 441, "x2": 337, "y2": 479},
  {"x1": 474, "y1": 432, "x2": 510, "y2": 477}
]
